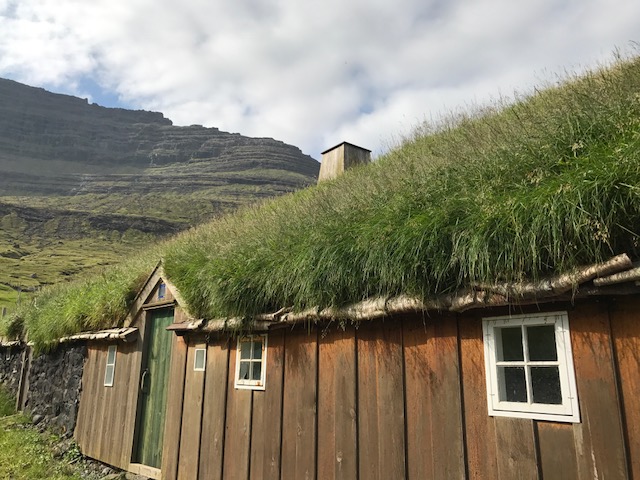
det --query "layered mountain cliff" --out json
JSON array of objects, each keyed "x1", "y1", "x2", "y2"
[{"x1": 0, "y1": 78, "x2": 319, "y2": 305}]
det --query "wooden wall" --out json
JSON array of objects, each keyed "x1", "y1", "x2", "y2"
[
  {"x1": 74, "y1": 337, "x2": 142, "y2": 470},
  {"x1": 79, "y1": 297, "x2": 640, "y2": 480}
]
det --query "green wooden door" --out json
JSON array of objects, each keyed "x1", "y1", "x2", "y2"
[{"x1": 134, "y1": 308, "x2": 174, "y2": 468}]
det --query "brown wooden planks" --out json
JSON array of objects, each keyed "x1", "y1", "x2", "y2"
[
  {"x1": 281, "y1": 327, "x2": 318, "y2": 480},
  {"x1": 100, "y1": 344, "x2": 122, "y2": 465},
  {"x1": 537, "y1": 422, "x2": 578, "y2": 480},
  {"x1": 121, "y1": 320, "x2": 145, "y2": 468},
  {"x1": 250, "y1": 330, "x2": 285, "y2": 480},
  {"x1": 317, "y1": 326, "x2": 357, "y2": 480},
  {"x1": 161, "y1": 335, "x2": 188, "y2": 480},
  {"x1": 569, "y1": 302, "x2": 628, "y2": 479},
  {"x1": 108, "y1": 341, "x2": 134, "y2": 469},
  {"x1": 75, "y1": 344, "x2": 100, "y2": 458},
  {"x1": 458, "y1": 313, "x2": 499, "y2": 480},
  {"x1": 177, "y1": 341, "x2": 206, "y2": 480},
  {"x1": 403, "y1": 314, "x2": 465, "y2": 480},
  {"x1": 198, "y1": 339, "x2": 230, "y2": 480},
  {"x1": 610, "y1": 297, "x2": 640, "y2": 480},
  {"x1": 357, "y1": 319, "x2": 406, "y2": 480},
  {"x1": 222, "y1": 340, "x2": 253, "y2": 480},
  {"x1": 494, "y1": 417, "x2": 538, "y2": 480},
  {"x1": 92, "y1": 344, "x2": 109, "y2": 462}
]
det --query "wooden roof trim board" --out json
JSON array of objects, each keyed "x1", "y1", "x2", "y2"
[
  {"x1": 57, "y1": 327, "x2": 139, "y2": 344},
  {"x1": 3, "y1": 328, "x2": 138, "y2": 347}
]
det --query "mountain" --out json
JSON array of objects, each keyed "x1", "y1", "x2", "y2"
[{"x1": 0, "y1": 78, "x2": 319, "y2": 307}]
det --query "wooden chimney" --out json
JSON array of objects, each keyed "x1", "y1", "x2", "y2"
[{"x1": 318, "y1": 141, "x2": 371, "y2": 183}]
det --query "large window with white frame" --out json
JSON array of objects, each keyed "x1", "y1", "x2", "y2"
[
  {"x1": 234, "y1": 335, "x2": 267, "y2": 390},
  {"x1": 104, "y1": 345, "x2": 117, "y2": 387},
  {"x1": 483, "y1": 311, "x2": 580, "y2": 423}
]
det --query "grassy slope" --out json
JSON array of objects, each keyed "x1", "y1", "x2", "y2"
[
  {"x1": 4, "y1": 56, "x2": 640, "y2": 347},
  {"x1": 0, "y1": 167, "x2": 313, "y2": 310}
]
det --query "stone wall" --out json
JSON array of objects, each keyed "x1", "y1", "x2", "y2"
[
  {"x1": 25, "y1": 343, "x2": 86, "y2": 436},
  {"x1": 0, "y1": 345, "x2": 25, "y2": 399}
]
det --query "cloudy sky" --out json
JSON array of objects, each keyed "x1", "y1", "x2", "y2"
[{"x1": 0, "y1": 0, "x2": 638, "y2": 159}]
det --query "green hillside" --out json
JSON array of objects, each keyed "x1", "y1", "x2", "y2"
[
  {"x1": 5, "y1": 56, "x2": 640, "y2": 348},
  {"x1": 0, "y1": 78, "x2": 319, "y2": 308}
]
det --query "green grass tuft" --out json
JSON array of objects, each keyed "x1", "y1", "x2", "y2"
[{"x1": 5, "y1": 55, "x2": 640, "y2": 347}]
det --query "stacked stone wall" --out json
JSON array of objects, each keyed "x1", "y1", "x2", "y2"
[
  {"x1": 0, "y1": 342, "x2": 86, "y2": 437},
  {"x1": 0, "y1": 345, "x2": 25, "y2": 399},
  {"x1": 25, "y1": 343, "x2": 86, "y2": 436}
]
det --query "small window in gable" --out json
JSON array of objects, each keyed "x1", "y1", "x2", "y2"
[
  {"x1": 483, "y1": 311, "x2": 580, "y2": 423},
  {"x1": 157, "y1": 282, "x2": 166, "y2": 300},
  {"x1": 234, "y1": 335, "x2": 267, "y2": 390},
  {"x1": 104, "y1": 345, "x2": 117, "y2": 387},
  {"x1": 194, "y1": 348, "x2": 206, "y2": 371}
]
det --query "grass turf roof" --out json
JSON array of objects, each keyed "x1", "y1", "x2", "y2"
[{"x1": 3, "y1": 56, "x2": 640, "y2": 347}]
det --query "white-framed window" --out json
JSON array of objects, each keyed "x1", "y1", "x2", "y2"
[
  {"x1": 483, "y1": 311, "x2": 580, "y2": 423},
  {"x1": 194, "y1": 348, "x2": 207, "y2": 371},
  {"x1": 104, "y1": 345, "x2": 117, "y2": 387},
  {"x1": 234, "y1": 334, "x2": 267, "y2": 390}
]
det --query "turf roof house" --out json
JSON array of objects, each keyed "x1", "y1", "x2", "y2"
[{"x1": 71, "y1": 140, "x2": 640, "y2": 480}]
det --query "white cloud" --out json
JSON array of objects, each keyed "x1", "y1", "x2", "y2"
[{"x1": 1, "y1": 0, "x2": 639, "y2": 158}]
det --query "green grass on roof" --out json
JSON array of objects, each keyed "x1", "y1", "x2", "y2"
[{"x1": 4, "y1": 55, "x2": 640, "y2": 347}]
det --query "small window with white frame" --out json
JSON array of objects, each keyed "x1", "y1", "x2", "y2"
[
  {"x1": 483, "y1": 311, "x2": 580, "y2": 423},
  {"x1": 104, "y1": 345, "x2": 117, "y2": 387},
  {"x1": 194, "y1": 348, "x2": 206, "y2": 371},
  {"x1": 234, "y1": 335, "x2": 267, "y2": 390}
]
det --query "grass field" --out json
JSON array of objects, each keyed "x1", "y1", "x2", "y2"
[{"x1": 0, "y1": 387, "x2": 83, "y2": 480}]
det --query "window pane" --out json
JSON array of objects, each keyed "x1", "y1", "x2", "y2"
[
  {"x1": 531, "y1": 367, "x2": 562, "y2": 404},
  {"x1": 253, "y1": 339, "x2": 263, "y2": 360},
  {"x1": 194, "y1": 349, "x2": 206, "y2": 370},
  {"x1": 498, "y1": 366, "x2": 527, "y2": 402},
  {"x1": 252, "y1": 361, "x2": 262, "y2": 381},
  {"x1": 107, "y1": 345, "x2": 116, "y2": 364},
  {"x1": 239, "y1": 361, "x2": 250, "y2": 380},
  {"x1": 240, "y1": 340, "x2": 252, "y2": 360},
  {"x1": 499, "y1": 327, "x2": 524, "y2": 361},
  {"x1": 105, "y1": 365, "x2": 114, "y2": 386},
  {"x1": 526, "y1": 325, "x2": 557, "y2": 361}
]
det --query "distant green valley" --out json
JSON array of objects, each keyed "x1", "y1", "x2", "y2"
[{"x1": 0, "y1": 78, "x2": 319, "y2": 309}]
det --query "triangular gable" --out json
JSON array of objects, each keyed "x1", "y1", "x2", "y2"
[{"x1": 123, "y1": 262, "x2": 192, "y2": 328}]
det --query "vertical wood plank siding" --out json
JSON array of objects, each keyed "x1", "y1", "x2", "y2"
[
  {"x1": 281, "y1": 328, "x2": 318, "y2": 480},
  {"x1": 222, "y1": 343, "x2": 253, "y2": 480},
  {"x1": 610, "y1": 298, "x2": 640, "y2": 479},
  {"x1": 403, "y1": 315, "x2": 465, "y2": 479},
  {"x1": 250, "y1": 330, "x2": 285, "y2": 480},
  {"x1": 198, "y1": 339, "x2": 230, "y2": 480},
  {"x1": 357, "y1": 320, "x2": 406, "y2": 480},
  {"x1": 317, "y1": 326, "x2": 358, "y2": 480},
  {"x1": 75, "y1": 299, "x2": 640, "y2": 480},
  {"x1": 177, "y1": 340, "x2": 206, "y2": 480},
  {"x1": 161, "y1": 335, "x2": 188, "y2": 480},
  {"x1": 74, "y1": 340, "x2": 139, "y2": 470},
  {"x1": 458, "y1": 314, "x2": 499, "y2": 480},
  {"x1": 569, "y1": 303, "x2": 628, "y2": 479}
]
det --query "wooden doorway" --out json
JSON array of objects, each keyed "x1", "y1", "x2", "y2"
[{"x1": 133, "y1": 308, "x2": 174, "y2": 469}]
